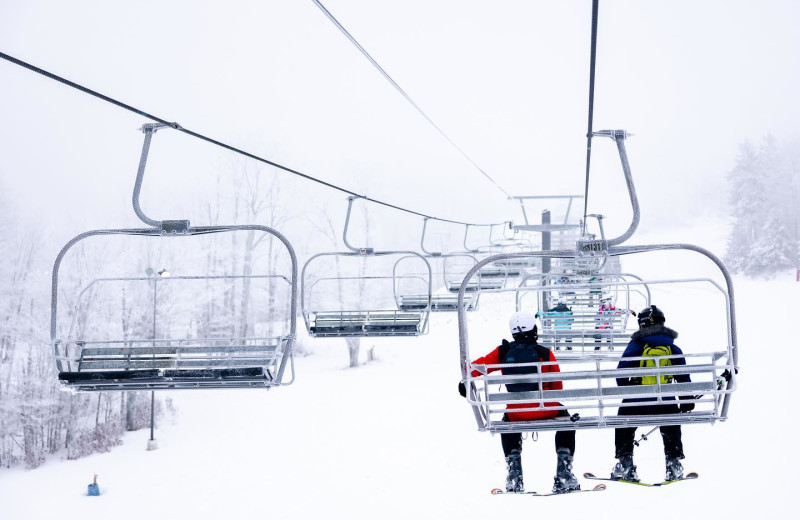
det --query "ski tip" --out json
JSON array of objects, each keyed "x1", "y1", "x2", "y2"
[
  {"x1": 583, "y1": 472, "x2": 596, "y2": 478},
  {"x1": 593, "y1": 484, "x2": 607, "y2": 491},
  {"x1": 491, "y1": 488, "x2": 503, "y2": 495}
]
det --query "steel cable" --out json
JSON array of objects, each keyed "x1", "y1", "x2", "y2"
[
  {"x1": 582, "y1": 0, "x2": 600, "y2": 234},
  {"x1": 311, "y1": 0, "x2": 513, "y2": 199},
  {"x1": 0, "y1": 50, "x2": 504, "y2": 228}
]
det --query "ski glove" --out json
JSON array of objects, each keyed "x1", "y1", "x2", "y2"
[
  {"x1": 458, "y1": 381, "x2": 467, "y2": 398},
  {"x1": 678, "y1": 395, "x2": 698, "y2": 412}
]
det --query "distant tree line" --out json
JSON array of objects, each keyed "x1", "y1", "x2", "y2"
[{"x1": 725, "y1": 135, "x2": 799, "y2": 276}]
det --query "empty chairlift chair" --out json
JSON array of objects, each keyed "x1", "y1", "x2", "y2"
[
  {"x1": 302, "y1": 197, "x2": 432, "y2": 337},
  {"x1": 52, "y1": 124, "x2": 298, "y2": 391},
  {"x1": 490, "y1": 233, "x2": 540, "y2": 272},
  {"x1": 398, "y1": 218, "x2": 477, "y2": 312},
  {"x1": 463, "y1": 224, "x2": 521, "y2": 283},
  {"x1": 394, "y1": 255, "x2": 474, "y2": 312}
]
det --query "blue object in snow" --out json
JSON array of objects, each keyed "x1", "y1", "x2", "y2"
[{"x1": 88, "y1": 483, "x2": 100, "y2": 496}]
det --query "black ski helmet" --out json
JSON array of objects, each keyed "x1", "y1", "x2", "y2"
[{"x1": 637, "y1": 305, "x2": 665, "y2": 327}]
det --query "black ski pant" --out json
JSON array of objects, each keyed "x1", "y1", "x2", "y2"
[
  {"x1": 614, "y1": 402, "x2": 684, "y2": 460},
  {"x1": 501, "y1": 409, "x2": 575, "y2": 457}
]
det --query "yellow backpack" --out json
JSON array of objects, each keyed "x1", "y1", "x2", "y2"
[{"x1": 640, "y1": 344, "x2": 673, "y2": 385}]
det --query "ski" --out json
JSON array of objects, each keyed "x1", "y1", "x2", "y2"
[
  {"x1": 491, "y1": 484, "x2": 606, "y2": 496},
  {"x1": 533, "y1": 484, "x2": 607, "y2": 497},
  {"x1": 583, "y1": 471, "x2": 698, "y2": 487},
  {"x1": 491, "y1": 489, "x2": 539, "y2": 495}
]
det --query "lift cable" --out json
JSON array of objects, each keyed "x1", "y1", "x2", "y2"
[
  {"x1": 581, "y1": 0, "x2": 600, "y2": 235},
  {"x1": 0, "y1": 50, "x2": 507, "y2": 228},
  {"x1": 311, "y1": 0, "x2": 513, "y2": 199}
]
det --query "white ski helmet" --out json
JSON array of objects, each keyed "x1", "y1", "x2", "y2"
[{"x1": 509, "y1": 311, "x2": 537, "y2": 335}]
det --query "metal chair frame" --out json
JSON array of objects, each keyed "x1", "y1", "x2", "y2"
[
  {"x1": 457, "y1": 131, "x2": 739, "y2": 433},
  {"x1": 301, "y1": 197, "x2": 433, "y2": 338},
  {"x1": 52, "y1": 124, "x2": 298, "y2": 391}
]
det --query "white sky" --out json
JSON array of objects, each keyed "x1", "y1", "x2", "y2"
[{"x1": 1, "y1": 0, "x2": 799, "y2": 245}]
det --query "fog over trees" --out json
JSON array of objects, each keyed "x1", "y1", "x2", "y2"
[{"x1": 725, "y1": 136, "x2": 799, "y2": 277}]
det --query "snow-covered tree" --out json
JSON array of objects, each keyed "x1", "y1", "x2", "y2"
[{"x1": 726, "y1": 136, "x2": 800, "y2": 276}]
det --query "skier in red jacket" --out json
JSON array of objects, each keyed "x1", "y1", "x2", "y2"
[{"x1": 459, "y1": 311, "x2": 579, "y2": 493}]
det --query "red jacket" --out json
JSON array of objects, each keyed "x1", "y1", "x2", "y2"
[{"x1": 471, "y1": 343, "x2": 563, "y2": 421}]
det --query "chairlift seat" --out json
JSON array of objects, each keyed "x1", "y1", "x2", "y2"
[
  {"x1": 308, "y1": 310, "x2": 425, "y2": 337},
  {"x1": 493, "y1": 257, "x2": 537, "y2": 268},
  {"x1": 468, "y1": 357, "x2": 728, "y2": 432},
  {"x1": 59, "y1": 366, "x2": 273, "y2": 391},
  {"x1": 398, "y1": 293, "x2": 475, "y2": 312},
  {"x1": 447, "y1": 279, "x2": 504, "y2": 293},
  {"x1": 478, "y1": 266, "x2": 521, "y2": 278},
  {"x1": 56, "y1": 338, "x2": 285, "y2": 391}
]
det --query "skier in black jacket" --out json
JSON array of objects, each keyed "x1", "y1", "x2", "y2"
[{"x1": 610, "y1": 305, "x2": 694, "y2": 482}]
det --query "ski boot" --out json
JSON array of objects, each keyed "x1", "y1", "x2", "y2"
[
  {"x1": 665, "y1": 457, "x2": 684, "y2": 481},
  {"x1": 552, "y1": 448, "x2": 580, "y2": 493},
  {"x1": 610, "y1": 454, "x2": 640, "y2": 482},
  {"x1": 505, "y1": 449, "x2": 524, "y2": 492}
]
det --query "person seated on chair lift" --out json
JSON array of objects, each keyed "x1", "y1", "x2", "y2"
[
  {"x1": 610, "y1": 305, "x2": 696, "y2": 483},
  {"x1": 459, "y1": 311, "x2": 579, "y2": 494}
]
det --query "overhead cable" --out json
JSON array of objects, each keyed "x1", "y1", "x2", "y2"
[
  {"x1": 581, "y1": 0, "x2": 600, "y2": 234},
  {"x1": 311, "y1": 0, "x2": 513, "y2": 199},
  {"x1": 0, "y1": 50, "x2": 505, "y2": 228}
]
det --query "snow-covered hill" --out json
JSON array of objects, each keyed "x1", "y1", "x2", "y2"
[{"x1": 0, "y1": 264, "x2": 796, "y2": 519}]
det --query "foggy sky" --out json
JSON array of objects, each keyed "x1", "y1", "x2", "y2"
[{"x1": 1, "y1": 0, "x2": 799, "y2": 247}]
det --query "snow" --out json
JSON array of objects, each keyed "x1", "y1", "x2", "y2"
[{"x1": 1, "y1": 256, "x2": 797, "y2": 519}]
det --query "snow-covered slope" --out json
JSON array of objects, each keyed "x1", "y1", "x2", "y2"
[{"x1": 0, "y1": 269, "x2": 796, "y2": 519}]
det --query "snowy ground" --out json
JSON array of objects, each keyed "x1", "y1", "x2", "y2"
[{"x1": 1, "y1": 245, "x2": 797, "y2": 519}]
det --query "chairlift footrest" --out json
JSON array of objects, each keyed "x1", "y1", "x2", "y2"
[
  {"x1": 59, "y1": 370, "x2": 160, "y2": 381},
  {"x1": 59, "y1": 367, "x2": 274, "y2": 391},
  {"x1": 162, "y1": 367, "x2": 271, "y2": 380}
]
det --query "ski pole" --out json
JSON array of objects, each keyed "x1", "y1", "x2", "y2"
[{"x1": 633, "y1": 426, "x2": 659, "y2": 447}]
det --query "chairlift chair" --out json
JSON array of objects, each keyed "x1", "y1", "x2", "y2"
[
  {"x1": 457, "y1": 131, "x2": 738, "y2": 434},
  {"x1": 392, "y1": 218, "x2": 478, "y2": 313},
  {"x1": 394, "y1": 255, "x2": 475, "y2": 312},
  {"x1": 52, "y1": 124, "x2": 298, "y2": 392},
  {"x1": 461, "y1": 224, "x2": 519, "y2": 287},
  {"x1": 302, "y1": 197, "x2": 433, "y2": 337}
]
